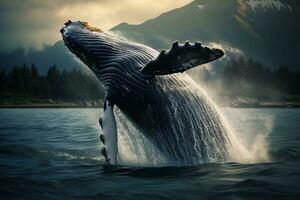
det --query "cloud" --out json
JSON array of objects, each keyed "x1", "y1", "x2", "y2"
[{"x1": 0, "y1": 0, "x2": 192, "y2": 51}]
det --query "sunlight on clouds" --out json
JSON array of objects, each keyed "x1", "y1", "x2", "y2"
[
  {"x1": 0, "y1": 0, "x2": 192, "y2": 51},
  {"x1": 58, "y1": 0, "x2": 192, "y2": 30}
]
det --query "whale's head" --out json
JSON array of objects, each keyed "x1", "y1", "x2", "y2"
[
  {"x1": 60, "y1": 21, "x2": 102, "y2": 69},
  {"x1": 60, "y1": 20, "x2": 157, "y2": 76}
]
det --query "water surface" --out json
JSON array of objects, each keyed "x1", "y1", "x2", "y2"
[{"x1": 0, "y1": 108, "x2": 299, "y2": 199}]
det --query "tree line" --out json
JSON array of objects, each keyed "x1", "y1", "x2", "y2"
[{"x1": 0, "y1": 64, "x2": 104, "y2": 103}]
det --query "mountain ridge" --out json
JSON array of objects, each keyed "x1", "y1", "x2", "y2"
[
  {"x1": 1, "y1": 0, "x2": 299, "y2": 72},
  {"x1": 111, "y1": 0, "x2": 300, "y2": 69}
]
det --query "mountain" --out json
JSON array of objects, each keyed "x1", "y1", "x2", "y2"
[
  {"x1": 111, "y1": 0, "x2": 300, "y2": 70},
  {"x1": 0, "y1": 41, "x2": 82, "y2": 74},
  {"x1": 1, "y1": 0, "x2": 299, "y2": 73}
]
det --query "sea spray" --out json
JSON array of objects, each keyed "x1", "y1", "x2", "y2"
[
  {"x1": 184, "y1": 75, "x2": 253, "y2": 163},
  {"x1": 219, "y1": 108, "x2": 272, "y2": 163},
  {"x1": 115, "y1": 107, "x2": 168, "y2": 166},
  {"x1": 112, "y1": 73, "x2": 263, "y2": 166}
]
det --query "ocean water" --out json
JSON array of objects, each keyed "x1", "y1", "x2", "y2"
[{"x1": 0, "y1": 108, "x2": 299, "y2": 199}]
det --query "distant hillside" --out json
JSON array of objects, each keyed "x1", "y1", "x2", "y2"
[
  {"x1": 0, "y1": 41, "x2": 82, "y2": 74},
  {"x1": 112, "y1": 0, "x2": 300, "y2": 70}
]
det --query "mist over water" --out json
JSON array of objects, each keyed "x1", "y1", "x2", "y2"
[
  {"x1": 187, "y1": 71, "x2": 272, "y2": 164},
  {"x1": 225, "y1": 109, "x2": 272, "y2": 163}
]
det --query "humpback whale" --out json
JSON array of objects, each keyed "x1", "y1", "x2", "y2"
[{"x1": 60, "y1": 20, "x2": 232, "y2": 166}]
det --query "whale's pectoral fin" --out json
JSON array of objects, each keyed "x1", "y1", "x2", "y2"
[
  {"x1": 140, "y1": 41, "x2": 224, "y2": 75},
  {"x1": 99, "y1": 99, "x2": 118, "y2": 166}
]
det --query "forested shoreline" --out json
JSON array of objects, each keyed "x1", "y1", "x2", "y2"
[
  {"x1": 0, "y1": 57, "x2": 300, "y2": 107},
  {"x1": 0, "y1": 64, "x2": 104, "y2": 105}
]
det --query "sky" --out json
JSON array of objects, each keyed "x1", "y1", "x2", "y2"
[{"x1": 0, "y1": 0, "x2": 192, "y2": 52}]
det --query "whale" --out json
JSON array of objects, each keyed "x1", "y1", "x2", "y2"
[{"x1": 60, "y1": 20, "x2": 232, "y2": 166}]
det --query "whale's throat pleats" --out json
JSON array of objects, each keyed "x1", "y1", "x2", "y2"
[{"x1": 62, "y1": 22, "x2": 158, "y2": 104}]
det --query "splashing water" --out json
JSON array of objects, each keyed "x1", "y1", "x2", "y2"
[
  {"x1": 115, "y1": 108, "x2": 168, "y2": 167},
  {"x1": 220, "y1": 108, "x2": 272, "y2": 163},
  {"x1": 112, "y1": 74, "x2": 268, "y2": 166}
]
